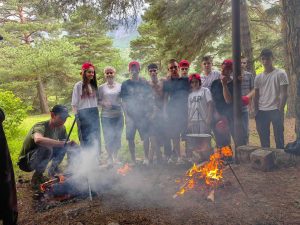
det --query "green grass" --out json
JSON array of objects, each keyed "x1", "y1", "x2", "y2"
[{"x1": 6, "y1": 114, "x2": 144, "y2": 176}]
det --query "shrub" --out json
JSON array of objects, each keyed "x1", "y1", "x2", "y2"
[{"x1": 0, "y1": 89, "x2": 30, "y2": 135}]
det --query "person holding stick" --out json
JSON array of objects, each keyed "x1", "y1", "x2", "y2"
[{"x1": 17, "y1": 105, "x2": 77, "y2": 189}]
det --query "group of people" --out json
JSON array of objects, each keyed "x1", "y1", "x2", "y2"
[{"x1": 17, "y1": 48, "x2": 289, "y2": 188}]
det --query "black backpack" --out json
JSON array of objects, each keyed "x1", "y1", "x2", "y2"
[{"x1": 285, "y1": 140, "x2": 300, "y2": 156}]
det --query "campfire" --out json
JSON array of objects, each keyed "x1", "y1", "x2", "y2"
[
  {"x1": 117, "y1": 163, "x2": 132, "y2": 176},
  {"x1": 173, "y1": 146, "x2": 233, "y2": 199},
  {"x1": 40, "y1": 174, "x2": 69, "y2": 193},
  {"x1": 38, "y1": 163, "x2": 133, "y2": 204}
]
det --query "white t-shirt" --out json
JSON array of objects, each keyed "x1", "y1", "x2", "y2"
[
  {"x1": 188, "y1": 87, "x2": 212, "y2": 122},
  {"x1": 201, "y1": 70, "x2": 221, "y2": 90},
  {"x1": 71, "y1": 81, "x2": 98, "y2": 110},
  {"x1": 254, "y1": 68, "x2": 289, "y2": 111},
  {"x1": 98, "y1": 82, "x2": 122, "y2": 118}
]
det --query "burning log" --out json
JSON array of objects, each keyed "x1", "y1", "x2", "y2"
[
  {"x1": 40, "y1": 173, "x2": 72, "y2": 193},
  {"x1": 173, "y1": 146, "x2": 233, "y2": 198},
  {"x1": 207, "y1": 190, "x2": 215, "y2": 202}
]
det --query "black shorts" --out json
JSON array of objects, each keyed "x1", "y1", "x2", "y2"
[{"x1": 125, "y1": 116, "x2": 149, "y2": 141}]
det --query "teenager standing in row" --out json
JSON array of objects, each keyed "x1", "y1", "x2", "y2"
[
  {"x1": 98, "y1": 66, "x2": 123, "y2": 165},
  {"x1": 71, "y1": 62, "x2": 101, "y2": 155}
]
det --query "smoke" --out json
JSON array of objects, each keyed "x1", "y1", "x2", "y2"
[{"x1": 64, "y1": 143, "x2": 172, "y2": 208}]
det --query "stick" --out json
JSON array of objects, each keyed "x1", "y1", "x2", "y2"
[
  {"x1": 64, "y1": 117, "x2": 77, "y2": 147},
  {"x1": 87, "y1": 177, "x2": 93, "y2": 201},
  {"x1": 227, "y1": 164, "x2": 249, "y2": 198}
]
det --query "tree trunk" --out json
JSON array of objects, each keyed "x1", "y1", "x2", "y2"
[
  {"x1": 240, "y1": 0, "x2": 255, "y2": 75},
  {"x1": 36, "y1": 76, "x2": 49, "y2": 114},
  {"x1": 282, "y1": 0, "x2": 300, "y2": 118}
]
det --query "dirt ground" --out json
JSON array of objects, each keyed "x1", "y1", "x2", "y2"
[{"x1": 16, "y1": 119, "x2": 300, "y2": 225}]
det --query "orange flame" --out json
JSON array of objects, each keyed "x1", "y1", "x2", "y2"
[
  {"x1": 39, "y1": 175, "x2": 66, "y2": 192},
  {"x1": 175, "y1": 146, "x2": 233, "y2": 197},
  {"x1": 117, "y1": 163, "x2": 132, "y2": 176}
]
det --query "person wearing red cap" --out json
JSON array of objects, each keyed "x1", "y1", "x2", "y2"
[
  {"x1": 179, "y1": 59, "x2": 190, "y2": 77},
  {"x1": 187, "y1": 74, "x2": 213, "y2": 160},
  {"x1": 163, "y1": 59, "x2": 190, "y2": 164},
  {"x1": 200, "y1": 55, "x2": 221, "y2": 90},
  {"x1": 210, "y1": 59, "x2": 235, "y2": 147},
  {"x1": 120, "y1": 61, "x2": 153, "y2": 165},
  {"x1": 71, "y1": 62, "x2": 101, "y2": 155},
  {"x1": 188, "y1": 73, "x2": 213, "y2": 135}
]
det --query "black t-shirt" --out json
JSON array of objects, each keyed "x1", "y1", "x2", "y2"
[
  {"x1": 211, "y1": 79, "x2": 233, "y2": 118},
  {"x1": 120, "y1": 78, "x2": 153, "y2": 119},
  {"x1": 163, "y1": 77, "x2": 190, "y2": 116}
]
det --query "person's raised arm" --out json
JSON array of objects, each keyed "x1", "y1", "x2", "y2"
[{"x1": 221, "y1": 77, "x2": 232, "y2": 104}]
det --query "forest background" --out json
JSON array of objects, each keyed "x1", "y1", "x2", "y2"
[{"x1": 0, "y1": 0, "x2": 299, "y2": 170}]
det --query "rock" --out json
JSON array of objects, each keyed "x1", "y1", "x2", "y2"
[
  {"x1": 236, "y1": 145, "x2": 260, "y2": 163},
  {"x1": 107, "y1": 222, "x2": 120, "y2": 225},
  {"x1": 250, "y1": 149, "x2": 275, "y2": 171}
]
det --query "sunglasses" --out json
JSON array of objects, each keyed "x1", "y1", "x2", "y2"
[
  {"x1": 86, "y1": 70, "x2": 94, "y2": 74},
  {"x1": 149, "y1": 69, "x2": 157, "y2": 73},
  {"x1": 203, "y1": 62, "x2": 211, "y2": 65},
  {"x1": 180, "y1": 68, "x2": 189, "y2": 71},
  {"x1": 169, "y1": 66, "x2": 178, "y2": 70},
  {"x1": 241, "y1": 62, "x2": 247, "y2": 64},
  {"x1": 106, "y1": 72, "x2": 114, "y2": 75}
]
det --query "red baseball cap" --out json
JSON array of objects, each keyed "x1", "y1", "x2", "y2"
[
  {"x1": 222, "y1": 59, "x2": 233, "y2": 70},
  {"x1": 82, "y1": 62, "x2": 95, "y2": 70},
  {"x1": 179, "y1": 59, "x2": 190, "y2": 67},
  {"x1": 128, "y1": 61, "x2": 140, "y2": 71},
  {"x1": 189, "y1": 73, "x2": 201, "y2": 82}
]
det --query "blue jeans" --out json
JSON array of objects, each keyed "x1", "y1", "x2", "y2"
[{"x1": 241, "y1": 110, "x2": 249, "y2": 145}]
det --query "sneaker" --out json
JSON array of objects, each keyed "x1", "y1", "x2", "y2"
[
  {"x1": 107, "y1": 157, "x2": 113, "y2": 166},
  {"x1": 143, "y1": 159, "x2": 149, "y2": 166},
  {"x1": 176, "y1": 157, "x2": 185, "y2": 165},
  {"x1": 167, "y1": 157, "x2": 175, "y2": 164},
  {"x1": 31, "y1": 172, "x2": 48, "y2": 190}
]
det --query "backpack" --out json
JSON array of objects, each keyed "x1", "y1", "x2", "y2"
[{"x1": 284, "y1": 140, "x2": 300, "y2": 156}]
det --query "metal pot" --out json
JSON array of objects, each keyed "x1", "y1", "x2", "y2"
[{"x1": 186, "y1": 134, "x2": 212, "y2": 161}]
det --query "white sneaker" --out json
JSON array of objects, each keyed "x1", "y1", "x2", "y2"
[
  {"x1": 167, "y1": 158, "x2": 175, "y2": 164},
  {"x1": 143, "y1": 159, "x2": 149, "y2": 166},
  {"x1": 176, "y1": 157, "x2": 185, "y2": 165},
  {"x1": 107, "y1": 157, "x2": 113, "y2": 166}
]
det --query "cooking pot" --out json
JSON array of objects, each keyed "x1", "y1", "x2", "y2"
[{"x1": 186, "y1": 133, "x2": 212, "y2": 161}]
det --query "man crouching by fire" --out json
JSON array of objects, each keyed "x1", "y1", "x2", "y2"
[{"x1": 17, "y1": 105, "x2": 77, "y2": 189}]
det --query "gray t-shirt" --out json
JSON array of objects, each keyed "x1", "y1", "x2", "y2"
[
  {"x1": 241, "y1": 71, "x2": 254, "y2": 96},
  {"x1": 254, "y1": 68, "x2": 289, "y2": 111},
  {"x1": 98, "y1": 82, "x2": 122, "y2": 118},
  {"x1": 201, "y1": 70, "x2": 221, "y2": 90}
]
